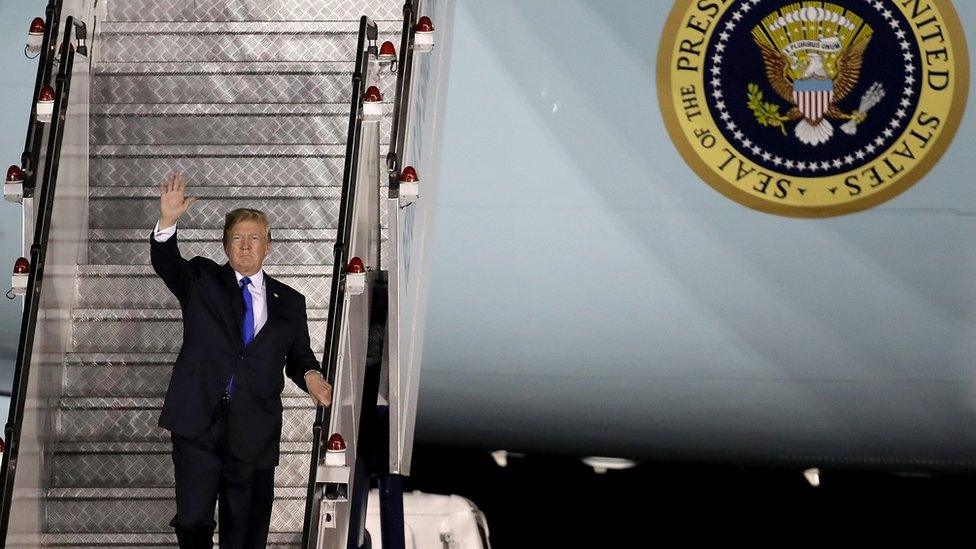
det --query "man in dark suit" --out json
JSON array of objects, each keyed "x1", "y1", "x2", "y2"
[{"x1": 150, "y1": 172, "x2": 333, "y2": 548}]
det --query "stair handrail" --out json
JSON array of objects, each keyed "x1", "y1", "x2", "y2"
[
  {"x1": 385, "y1": 1, "x2": 419, "y2": 195},
  {"x1": 0, "y1": 15, "x2": 84, "y2": 537},
  {"x1": 20, "y1": 0, "x2": 64, "y2": 199},
  {"x1": 301, "y1": 15, "x2": 379, "y2": 548}
]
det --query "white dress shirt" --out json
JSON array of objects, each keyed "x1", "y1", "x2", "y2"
[
  {"x1": 153, "y1": 220, "x2": 267, "y2": 336},
  {"x1": 153, "y1": 220, "x2": 325, "y2": 386}
]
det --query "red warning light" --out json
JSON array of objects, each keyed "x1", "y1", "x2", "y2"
[
  {"x1": 399, "y1": 166, "x2": 419, "y2": 183},
  {"x1": 14, "y1": 257, "x2": 30, "y2": 275},
  {"x1": 417, "y1": 16, "x2": 434, "y2": 32},
  {"x1": 327, "y1": 433, "x2": 346, "y2": 451},
  {"x1": 347, "y1": 257, "x2": 365, "y2": 274},
  {"x1": 7, "y1": 166, "x2": 24, "y2": 182},
  {"x1": 362, "y1": 86, "x2": 382, "y2": 102},
  {"x1": 38, "y1": 85, "x2": 55, "y2": 102}
]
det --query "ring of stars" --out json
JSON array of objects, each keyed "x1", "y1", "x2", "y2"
[{"x1": 707, "y1": 0, "x2": 918, "y2": 174}]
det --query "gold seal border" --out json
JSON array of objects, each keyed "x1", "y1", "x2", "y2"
[{"x1": 656, "y1": 0, "x2": 970, "y2": 218}]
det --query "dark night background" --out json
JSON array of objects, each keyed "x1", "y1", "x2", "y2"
[{"x1": 404, "y1": 445, "x2": 975, "y2": 544}]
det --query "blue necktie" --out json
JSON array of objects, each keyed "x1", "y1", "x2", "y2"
[
  {"x1": 241, "y1": 276, "x2": 254, "y2": 347},
  {"x1": 227, "y1": 276, "x2": 254, "y2": 398}
]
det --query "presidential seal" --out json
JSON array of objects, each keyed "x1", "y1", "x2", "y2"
[{"x1": 657, "y1": 0, "x2": 969, "y2": 217}]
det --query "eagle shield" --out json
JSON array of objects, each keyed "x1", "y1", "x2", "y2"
[{"x1": 751, "y1": 4, "x2": 873, "y2": 146}]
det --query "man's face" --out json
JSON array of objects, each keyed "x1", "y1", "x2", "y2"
[{"x1": 224, "y1": 219, "x2": 271, "y2": 276}]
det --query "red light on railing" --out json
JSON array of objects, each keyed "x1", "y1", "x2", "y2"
[
  {"x1": 347, "y1": 257, "x2": 365, "y2": 274},
  {"x1": 380, "y1": 41, "x2": 396, "y2": 57},
  {"x1": 36, "y1": 85, "x2": 55, "y2": 123},
  {"x1": 14, "y1": 257, "x2": 30, "y2": 275},
  {"x1": 7, "y1": 165, "x2": 24, "y2": 183},
  {"x1": 400, "y1": 166, "x2": 419, "y2": 183},
  {"x1": 327, "y1": 433, "x2": 346, "y2": 451},
  {"x1": 417, "y1": 16, "x2": 434, "y2": 33},
  {"x1": 38, "y1": 85, "x2": 55, "y2": 102},
  {"x1": 27, "y1": 17, "x2": 45, "y2": 54},
  {"x1": 363, "y1": 86, "x2": 382, "y2": 102},
  {"x1": 414, "y1": 16, "x2": 435, "y2": 52}
]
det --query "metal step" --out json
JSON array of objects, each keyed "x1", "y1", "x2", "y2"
[
  {"x1": 63, "y1": 353, "x2": 181, "y2": 397},
  {"x1": 70, "y1": 306, "x2": 329, "y2": 353},
  {"x1": 41, "y1": 531, "x2": 299, "y2": 548},
  {"x1": 90, "y1": 102, "x2": 392, "y2": 147},
  {"x1": 89, "y1": 186, "x2": 342, "y2": 230},
  {"x1": 56, "y1": 397, "x2": 317, "y2": 443},
  {"x1": 63, "y1": 352, "x2": 323, "y2": 398},
  {"x1": 88, "y1": 186, "x2": 389, "y2": 233},
  {"x1": 92, "y1": 64, "x2": 348, "y2": 106},
  {"x1": 97, "y1": 21, "x2": 401, "y2": 64},
  {"x1": 87, "y1": 227, "x2": 347, "y2": 265},
  {"x1": 92, "y1": 61, "x2": 399, "y2": 105},
  {"x1": 52, "y1": 441, "x2": 313, "y2": 488},
  {"x1": 76, "y1": 265, "x2": 333, "y2": 309},
  {"x1": 104, "y1": 0, "x2": 401, "y2": 23},
  {"x1": 90, "y1": 143, "x2": 348, "y2": 188},
  {"x1": 45, "y1": 486, "x2": 305, "y2": 534}
]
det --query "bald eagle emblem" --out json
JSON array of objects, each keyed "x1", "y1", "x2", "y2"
[{"x1": 748, "y1": 4, "x2": 883, "y2": 146}]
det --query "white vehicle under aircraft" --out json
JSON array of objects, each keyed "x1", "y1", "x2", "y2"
[
  {"x1": 365, "y1": 490, "x2": 491, "y2": 549},
  {"x1": 1, "y1": 0, "x2": 975, "y2": 546}
]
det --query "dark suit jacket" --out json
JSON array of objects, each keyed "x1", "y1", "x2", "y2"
[{"x1": 149, "y1": 229, "x2": 319, "y2": 467}]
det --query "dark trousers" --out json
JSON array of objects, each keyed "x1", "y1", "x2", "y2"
[{"x1": 169, "y1": 402, "x2": 275, "y2": 548}]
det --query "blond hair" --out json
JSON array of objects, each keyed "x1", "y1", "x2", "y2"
[{"x1": 223, "y1": 208, "x2": 272, "y2": 246}]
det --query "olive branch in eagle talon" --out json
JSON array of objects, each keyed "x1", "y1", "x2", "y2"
[{"x1": 746, "y1": 83, "x2": 789, "y2": 135}]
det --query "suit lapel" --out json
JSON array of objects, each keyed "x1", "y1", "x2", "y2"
[{"x1": 221, "y1": 262, "x2": 245, "y2": 349}]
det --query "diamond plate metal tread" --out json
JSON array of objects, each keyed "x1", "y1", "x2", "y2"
[
  {"x1": 52, "y1": 441, "x2": 314, "y2": 488},
  {"x1": 97, "y1": 21, "x2": 401, "y2": 64},
  {"x1": 46, "y1": 487, "x2": 306, "y2": 534},
  {"x1": 71, "y1": 307, "x2": 329, "y2": 320},
  {"x1": 92, "y1": 61, "x2": 398, "y2": 105},
  {"x1": 92, "y1": 102, "x2": 362, "y2": 115},
  {"x1": 94, "y1": 60, "x2": 352, "y2": 74},
  {"x1": 89, "y1": 143, "x2": 358, "y2": 190},
  {"x1": 55, "y1": 440, "x2": 312, "y2": 452},
  {"x1": 89, "y1": 185, "x2": 341, "y2": 230},
  {"x1": 99, "y1": 20, "x2": 402, "y2": 35},
  {"x1": 88, "y1": 186, "x2": 390, "y2": 232},
  {"x1": 91, "y1": 155, "x2": 348, "y2": 189},
  {"x1": 56, "y1": 396, "x2": 317, "y2": 443},
  {"x1": 42, "y1": 532, "x2": 299, "y2": 547},
  {"x1": 76, "y1": 264, "x2": 334, "y2": 309},
  {"x1": 92, "y1": 60, "x2": 399, "y2": 104},
  {"x1": 89, "y1": 227, "x2": 339, "y2": 240},
  {"x1": 63, "y1": 352, "x2": 324, "y2": 398},
  {"x1": 92, "y1": 142, "x2": 348, "y2": 159},
  {"x1": 87, "y1": 227, "x2": 365, "y2": 266},
  {"x1": 70, "y1": 306, "x2": 330, "y2": 353},
  {"x1": 104, "y1": 0, "x2": 401, "y2": 23},
  {"x1": 91, "y1": 185, "x2": 346, "y2": 199},
  {"x1": 90, "y1": 103, "x2": 392, "y2": 147}
]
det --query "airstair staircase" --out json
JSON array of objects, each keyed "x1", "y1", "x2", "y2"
[{"x1": 1, "y1": 0, "x2": 448, "y2": 546}]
